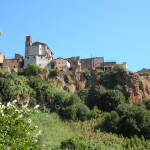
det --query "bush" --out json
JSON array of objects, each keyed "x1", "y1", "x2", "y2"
[
  {"x1": 53, "y1": 91, "x2": 70, "y2": 113},
  {"x1": 50, "y1": 69, "x2": 60, "y2": 77},
  {"x1": 87, "y1": 85, "x2": 106, "y2": 109},
  {"x1": 100, "y1": 72, "x2": 118, "y2": 89},
  {"x1": 113, "y1": 64, "x2": 125, "y2": 74},
  {"x1": 122, "y1": 136, "x2": 150, "y2": 150},
  {"x1": 68, "y1": 94, "x2": 82, "y2": 105},
  {"x1": 83, "y1": 70, "x2": 92, "y2": 80},
  {"x1": 103, "y1": 111, "x2": 120, "y2": 132},
  {"x1": 0, "y1": 101, "x2": 42, "y2": 149},
  {"x1": 101, "y1": 89, "x2": 125, "y2": 112},
  {"x1": 91, "y1": 106, "x2": 102, "y2": 118},
  {"x1": 75, "y1": 103, "x2": 91, "y2": 121},
  {"x1": 78, "y1": 88, "x2": 90, "y2": 103}
]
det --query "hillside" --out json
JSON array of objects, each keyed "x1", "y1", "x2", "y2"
[{"x1": 0, "y1": 65, "x2": 150, "y2": 149}]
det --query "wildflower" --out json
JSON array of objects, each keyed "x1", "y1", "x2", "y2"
[
  {"x1": 17, "y1": 115, "x2": 23, "y2": 119},
  {"x1": 35, "y1": 130, "x2": 42, "y2": 137},
  {"x1": 7, "y1": 102, "x2": 11, "y2": 107},
  {"x1": 34, "y1": 105, "x2": 40, "y2": 109},
  {"x1": 12, "y1": 100, "x2": 17, "y2": 104},
  {"x1": 28, "y1": 119, "x2": 32, "y2": 124}
]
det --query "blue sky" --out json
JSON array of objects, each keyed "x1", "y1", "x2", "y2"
[{"x1": 0, "y1": 0, "x2": 150, "y2": 71}]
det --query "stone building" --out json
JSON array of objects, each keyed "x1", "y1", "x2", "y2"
[
  {"x1": 66, "y1": 56, "x2": 81, "y2": 72},
  {"x1": 55, "y1": 57, "x2": 70, "y2": 71},
  {"x1": 103, "y1": 62, "x2": 116, "y2": 71},
  {"x1": 0, "y1": 53, "x2": 5, "y2": 66},
  {"x1": 3, "y1": 54, "x2": 23, "y2": 72},
  {"x1": 24, "y1": 36, "x2": 53, "y2": 69},
  {"x1": 120, "y1": 62, "x2": 128, "y2": 71},
  {"x1": 81, "y1": 57, "x2": 104, "y2": 71}
]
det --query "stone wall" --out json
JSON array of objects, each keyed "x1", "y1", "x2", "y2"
[{"x1": 3, "y1": 54, "x2": 23, "y2": 72}]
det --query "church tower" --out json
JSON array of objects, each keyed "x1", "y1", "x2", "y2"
[{"x1": 25, "y1": 36, "x2": 32, "y2": 57}]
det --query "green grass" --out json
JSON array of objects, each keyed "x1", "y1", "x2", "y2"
[{"x1": 30, "y1": 111, "x2": 80, "y2": 149}]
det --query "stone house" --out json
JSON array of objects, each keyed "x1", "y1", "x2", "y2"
[
  {"x1": 81, "y1": 57, "x2": 104, "y2": 71},
  {"x1": 3, "y1": 54, "x2": 23, "y2": 72},
  {"x1": 66, "y1": 56, "x2": 81, "y2": 72},
  {"x1": 55, "y1": 57, "x2": 70, "y2": 71},
  {"x1": 24, "y1": 36, "x2": 53, "y2": 69},
  {"x1": 0, "y1": 53, "x2": 5, "y2": 66},
  {"x1": 103, "y1": 62, "x2": 116, "y2": 71}
]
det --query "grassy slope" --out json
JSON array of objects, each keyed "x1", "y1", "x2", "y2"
[
  {"x1": 31, "y1": 111, "x2": 80, "y2": 149},
  {"x1": 31, "y1": 111, "x2": 124, "y2": 150}
]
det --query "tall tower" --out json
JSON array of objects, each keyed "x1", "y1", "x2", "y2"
[{"x1": 25, "y1": 36, "x2": 32, "y2": 57}]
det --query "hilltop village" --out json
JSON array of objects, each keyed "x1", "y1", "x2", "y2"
[{"x1": 0, "y1": 36, "x2": 127, "y2": 72}]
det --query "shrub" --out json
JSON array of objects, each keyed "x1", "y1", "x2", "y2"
[
  {"x1": 50, "y1": 69, "x2": 60, "y2": 77},
  {"x1": 103, "y1": 111, "x2": 120, "y2": 132},
  {"x1": 91, "y1": 106, "x2": 102, "y2": 118},
  {"x1": 113, "y1": 64, "x2": 125, "y2": 74},
  {"x1": 101, "y1": 89, "x2": 125, "y2": 112},
  {"x1": 78, "y1": 88, "x2": 90, "y2": 103},
  {"x1": 122, "y1": 136, "x2": 150, "y2": 150},
  {"x1": 87, "y1": 85, "x2": 106, "y2": 109},
  {"x1": 100, "y1": 72, "x2": 118, "y2": 89},
  {"x1": 53, "y1": 91, "x2": 70, "y2": 113},
  {"x1": 83, "y1": 70, "x2": 92, "y2": 80},
  {"x1": 143, "y1": 99, "x2": 150, "y2": 110},
  {"x1": 27, "y1": 64, "x2": 42, "y2": 76},
  {"x1": 68, "y1": 94, "x2": 82, "y2": 105},
  {"x1": 75, "y1": 103, "x2": 91, "y2": 121},
  {"x1": 0, "y1": 101, "x2": 42, "y2": 149}
]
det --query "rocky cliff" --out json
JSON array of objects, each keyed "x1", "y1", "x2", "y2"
[
  {"x1": 39, "y1": 70, "x2": 150, "y2": 103},
  {"x1": 117, "y1": 71, "x2": 150, "y2": 103}
]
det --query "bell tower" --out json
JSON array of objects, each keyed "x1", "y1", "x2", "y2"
[
  {"x1": 26, "y1": 36, "x2": 32, "y2": 46},
  {"x1": 25, "y1": 36, "x2": 32, "y2": 57}
]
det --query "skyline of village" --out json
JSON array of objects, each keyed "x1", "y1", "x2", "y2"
[
  {"x1": 1, "y1": 1, "x2": 150, "y2": 72},
  {"x1": 0, "y1": 36, "x2": 128, "y2": 73}
]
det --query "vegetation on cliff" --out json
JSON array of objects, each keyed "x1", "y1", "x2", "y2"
[{"x1": 0, "y1": 65, "x2": 150, "y2": 149}]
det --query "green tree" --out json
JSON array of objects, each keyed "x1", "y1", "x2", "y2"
[
  {"x1": 87, "y1": 85, "x2": 106, "y2": 109},
  {"x1": 103, "y1": 111, "x2": 120, "y2": 132}
]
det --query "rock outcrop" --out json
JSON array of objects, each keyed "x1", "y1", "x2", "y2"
[{"x1": 117, "y1": 71, "x2": 150, "y2": 103}]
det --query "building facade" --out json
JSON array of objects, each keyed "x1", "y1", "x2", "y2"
[
  {"x1": 81, "y1": 57, "x2": 104, "y2": 71},
  {"x1": 3, "y1": 54, "x2": 23, "y2": 71},
  {"x1": 0, "y1": 53, "x2": 5, "y2": 66},
  {"x1": 55, "y1": 57, "x2": 70, "y2": 71},
  {"x1": 120, "y1": 62, "x2": 128, "y2": 71},
  {"x1": 66, "y1": 56, "x2": 81, "y2": 72},
  {"x1": 24, "y1": 36, "x2": 53, "y2": 69}
]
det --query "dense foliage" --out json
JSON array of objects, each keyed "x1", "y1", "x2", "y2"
[
  {"x1": 0, "y1": 67, "x2": 150, "y2": 149},
  {"x1": 0, "y1": 101, "x2": 41, "y2": 149}
]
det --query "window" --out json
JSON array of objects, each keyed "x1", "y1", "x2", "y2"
[
  {"x1": 34, "y1": 56, "x2": 35, "y2": 58},
  {"x1": 39, "y1": 64, "x2": 41, "y2": 66},
  {"x1": 62, "y1": 61, "x2": 63, "y2": 64},
  {"x1": 17, "y1": 60, "x2": 18, "y2": 63},
  {"x1": 27, "y1": 57, "x2": 29, "y2": 59}
]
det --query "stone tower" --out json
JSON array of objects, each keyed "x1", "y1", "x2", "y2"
[{"x1": 25, "y1": 36, "x2": 32, "y2": 57}]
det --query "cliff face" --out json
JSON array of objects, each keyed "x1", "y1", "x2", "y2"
[
  {"x1": 116, "y1": 71, "x2": 150, "y2": 103},
  {"x1": 39, "y1": 70, "x2": 150, "y2": 103}
]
